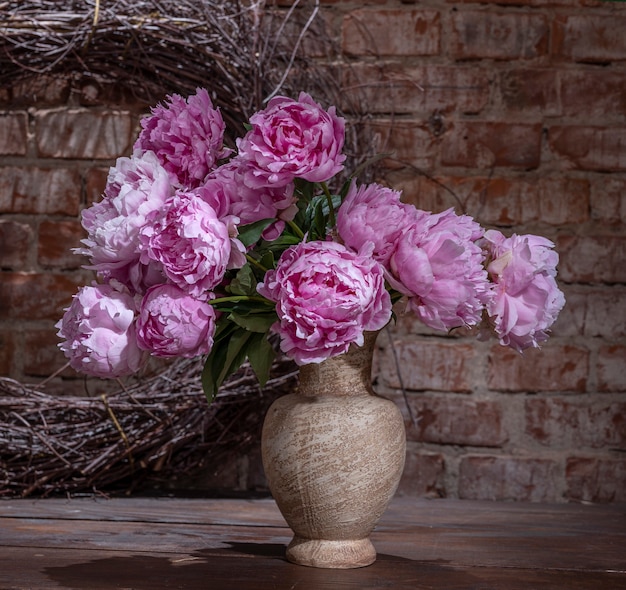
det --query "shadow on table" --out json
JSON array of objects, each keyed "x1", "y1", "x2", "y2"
[
  {"x1": 44, "y1": 542, "x2": 624, "y2": 590},
  {"x1": 43, "y1": 544, "x2": 463, "y2": 590}
]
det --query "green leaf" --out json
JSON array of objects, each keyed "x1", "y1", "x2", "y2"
[
  {"x1": 247, "y1": 332, "x2": 276, "y2": 387},
  {"x1": 237, "y1": 219, "x2": 274, "y2": 248},
  {"x1": 303, "y1": 194, "x2": 325, "y2": 229},
  {"x1": 201, "y1": 318, "x2": 236, "y2": 401},
  {"x1": 323, "y1": 193, "x2": 342, "y2": 216},
  {"x1": 313, "y1": 198, "x2": 326, "y2": 239},
  {"x1": 292, "y1": 180, "x2": 318, "y2": 226},
  {"x1": 202, "y1": 327, "x2": 252, "y2": 403},
  {"x1": 221, "y1": 329, "x2": 252, "y2": 381},
  {"x1": 294, "y1": 178, "x2": 317, "y2": 201},
  {"x1": 259, "y1": 251, "x2": 275, "y2": 271},
  {"x1": 212, "y1": 316, "x2": 237, "y2": 344},
  {"x1": 301, "y1": 193, "x2": 342, "y2": 239},
  {"x1": 264, "y1": 234, "x2": 301, "y2": 252},
  {"x1": 229, "y1": 311, "x2": 276, "y2": 333},
  {"x1": 227, "y1": 264, "x2": 257, "y2": 296},
  {"x1": 201, "y1": 343, "x2": 228, "y2": 403}
]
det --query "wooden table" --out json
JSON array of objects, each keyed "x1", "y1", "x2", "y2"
[{"x1": 1, "y1": 496, "x2": 624, "y2": 589}]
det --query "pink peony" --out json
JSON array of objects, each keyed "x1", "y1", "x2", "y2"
[
  {"x1": 139, "y1": 192, "x2": 243, "y2": 297},
  {"x1": 236, "y1": 92, "x2": 345, "y2": 188},
  {"x1": 257, "y1": 241, "x2": 392, "y2": 365},
  {"x1": 337, "y1": 180, "x2": 417, "y2": 266},
  {"x1": 481, "y1": 229, "x2": 565, "y2": 352},
  {"x1": 134, "y1": 88, "x2": 231, "y2": 188},
  {"x1": 79, "y1": 151, "x2": 173, "y2": 293},
  {"x1": 136, "y1": 284, "x2": 217, "y2": 358},
  {"x1": 202, "y1": 159, "x2": 297, "y2": 239},
  {"x1": 56, "y1": 283, "x2": 144, "y2": 378},
  {"x1": 389, "y1": 208, "x2": 491, "y2": 331}
]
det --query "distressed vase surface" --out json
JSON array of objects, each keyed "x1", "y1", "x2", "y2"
[{"x1": 261, "y1": 332, "x2": 406, "y2": 569}]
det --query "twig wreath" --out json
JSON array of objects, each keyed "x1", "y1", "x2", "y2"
[
  {"x1": 0, "y1": 0, "x2": 380, "y2": 497},
  {"x1": 0, "y1": 357, "x2": 298, "y2": 497},
  {"x1": 0, "y1": 0, "x2": 376, "y2": 169}
]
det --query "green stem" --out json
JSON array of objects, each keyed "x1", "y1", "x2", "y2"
[
  {"x1": 209, "y1": 295, "x2": 270, "y2": 306},
  {"x1": 246, "y1": 253, "x2": 268, "y2": 273},
  {"x1": 287, "y1": 219, "x2": 305, "y2": 239},
  {"x1": 321, "y1": 182, "x2": 336, "y2": 228}
]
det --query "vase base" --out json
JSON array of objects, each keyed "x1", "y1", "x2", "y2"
[{"x1": 285, "y1": 536, "x2": 376, "y2": 569}]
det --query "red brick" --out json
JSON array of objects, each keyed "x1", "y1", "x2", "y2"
[
  {"x1": 449, "y1": 0, "x2": 602, "y2": 6},
  {"x1": 22, "y1": 326, "x2": 71, "y2": 378},
  {"x1": 553, "y1": 15, "x2": 626, "y2": 63},
  {"x1": 525, "y1": 397, "x2": 626, "y2": 449},
  {"x1": 590, "y1": 177, "x2": 626, "y2": 225},
  {"x1": 498, "y1": 67, "x2": 626, "y2": 122},
  {"x1": 551, "y1": 286, "x2": 626, "y2": 340},
  {"x1": 398, "y1": 315, "x2": 480, "y2": 342},
  {"x1": 396, "y1": 447, "x2": 446, "y2": 498},
  {"x1": 408, "y1": 175, "x2": 541, "y2": 226},
  {"x1": 38, "y1": 220, "x2": 87, "y2": 269},
  {"x1": 548, "y1": 285, "x2": 585, "y2": 338},
  {"x1": 86, "y1": 167, "x2": 110, "y2": 206},
  {"x1": 35, "y1": 108, "x2": 133, "y2": 159},
  {"x1": 451, "y1": 11, "x2": 549, "y2": 60},
  {"x1": 566, "y1": 457, "x2": 626, "y2": 503},
  {"x1": 499, "y1": 68, "x2": 559, "y2": 116},
  {"x1": 0, "y1": 112, "x2": 28, "y2": 156},
  {"x1": 0, "y1": 220, "x2": 34, "y2": 269},
  {"x1": 488, "y1": 345, "x2": 589, "y2": 393},
  {"x1": 597, "y1": 345, "x2": 626, "y2": 393},
  {"x1": 393, "y1": 173, "x2": 589, "y2": 227},
  {"x1": 537, "y1": 177, "x2": 589, "y2": 225},
  {"x1": 271, "y1": 9, "x2": 334, "y2": 60},
  {"x1": 344, "y1": 63, "x2": 490, "y2": 115},
  {"x1": 274, "y1": 0, "x2": 358, "y2": 5},
  {"x1": 556, "y1": 235, "x2": 626, "y2": 283},
  {"x1": 387, "y1": 174, "x2": 488, "y2": 219},
  {"x1": 342, "y1": 9, "x2": 440, "y2": 57},
  {"x1": 400, "y1": 394, "x2": 508, "y2": 447},
  {"x1": 582, "y1": 288, "x2": 626, "y2": 339},
  {"x1": 549, "y1": 126, "x2": 626, "y2": 172},
  {"x1": 392, "y1": 174, "x2": 589, "y2": 226},
  {"x1": 470, "y1": 176, "x2": 588, "y2": 225},
  {"x1": 10, "y1": 76, "x2": 71, "y2": 106},
  {"x1": 0, "y1": 167, "x2": 81, "y2": 215},
  {"x1": 0, "y1": 272, "x2": 84, "y2": 321},
  {"x1": 440, "y1": 122, "x2": 542, "y2": 169},
  {"x1": 560, "y1": 69, "x2": 626, "y2": 119},
  {"x1": 459, "y1": 455, "x2": 561, "y2": 502},
  {"x1": 378, "y1": 337, "x2": 479, "y2": 393},
  {"x1": 0, "y1": 329, "x2": 15, "y2": 375},
  {"x1": 369, "y1": 119, "x2": 438, "y2": 169}
]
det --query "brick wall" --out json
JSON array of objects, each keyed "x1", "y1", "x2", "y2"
[
  {"x1": 0, "y1": 79, "x2": 146, "y2": 392},
  {"x1": 1, "y1": 0, "x2": 625, "y2": 502}
]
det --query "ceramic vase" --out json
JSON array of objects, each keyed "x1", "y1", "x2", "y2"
[{"x1": 261, "y1": 331, "x2": 406, "y2": 569}]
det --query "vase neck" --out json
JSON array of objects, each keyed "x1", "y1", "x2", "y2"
[{"x1": 297, "y1": 331, "x2": 378, "y2": 397}]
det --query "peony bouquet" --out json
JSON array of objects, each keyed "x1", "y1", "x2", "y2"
[{"x1": 57, "y1": 88, "x2": 565, "y2": 399}]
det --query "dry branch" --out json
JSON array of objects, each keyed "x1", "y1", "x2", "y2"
[{"x1": 0, "y1": 357, "x2": 298, "y2": 497}]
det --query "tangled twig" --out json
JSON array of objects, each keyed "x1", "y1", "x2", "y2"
[
  {"x1": 0, "y1": 357, "x2": 298, "y2": 497},
  {"x1": 1, "y1": 0, "x2": 379, "y2": 174}
]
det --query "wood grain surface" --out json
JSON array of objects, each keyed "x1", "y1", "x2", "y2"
[{"x1": 1, "y1": 497, "x2": 624, "y2": 589}]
